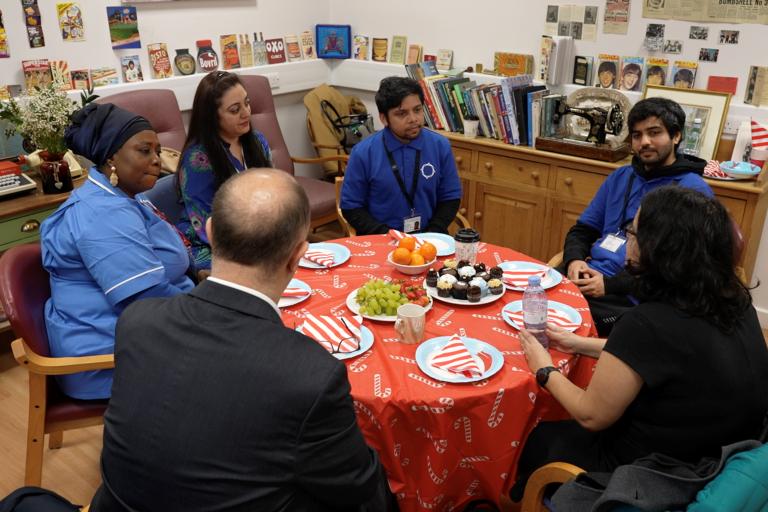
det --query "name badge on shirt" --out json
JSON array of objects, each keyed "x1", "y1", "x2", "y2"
[
  {"x1": 403, "y1": 212, "x2": 422, "y2": 234},
  {"x1": 599, "y1": 233, "x2": 626, "y2": 253}
]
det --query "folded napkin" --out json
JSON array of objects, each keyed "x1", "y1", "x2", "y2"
[
  {"x1": 505, "y1": 308, "x2": 580, "y2": 331},
  {"x1": 388, "y1": 229, "x2": 421, "y2": 248},
  {"x1": 304, "y1": 248, "x2": 335, "y2": 267},
  {"x1": 301, "y1": 314, "x2": 363, "y2": 354},
  {"x1": 431, "y1": 334, "x2": 483, "y2": 377},
  {"x1": 281, "y1": 287, "x2": 311, "y2": 299},
  {"x1": 502, "y1": 268, "x2": 549, "y2": 288},
  {"x1": 703, "y1": 160, "x2": 729, "y2": 179}
]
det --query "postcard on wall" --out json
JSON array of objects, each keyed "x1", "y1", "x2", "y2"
[
  {"x1": 698, "y1": 48, "x2": 719, "y2": 63},
  {"x1": 645, "y1": 58, "x2": 669, "y2": 87},
  {"x1": 50, "y1": 60, "x2": 70, "y2": 91},
  {"x1": 220, "y1": 34, "x2": 241, "y2": 69},
  {"x1": 147, "y1": 42, "x2": 173, "y2": 78},
  {"x1": 671, "y1": 61, "x2": 698, "y2": 89},
  {"x1": 0, "y1": 10, "x2": 9, "y2": 58},
  {"x1": 545, "y1": 5, "x2": 559, "y2": 36},
  {"x1": 70, "y1": 68, "x2": 90, "y2": 90},
  {"x1": 353, "y1": 35, "x2": 369, "y2": 60},
  {"x1": 707, "y1": 76, "x2": 737, "y2": 95},
  {"x1": 389, "y1": 35, "x2": 407, "y2": 65},
  {"x1": 106, "y1": 6, "x2": 140, "y2": 49},
  {"x1": 689, "y1": 26, "x2": 708, "y2": 40},
  {"x1": 719, "y1": 30, "x2": 739, "y2": 45},
  {"x1": 603, "y1": 0, "x2": 630, "y2": 35},
  {"x1": 663, "y1": 40, "x2": 682, "y2": 54},
  {"x1": 372, "y1": 37, "x2": 388, "y2": 62},
  {"x1": 57, "y1": 3, "x2": 85, "y2": 42},
  {"x1": 546, "y1": 5, "x2": 598, "y2": 41},
  {"x1": 619, "y1": 57, "x2": 644, "y2": 92},
  {"x1": 121, "y1": 55, "x2": 143, "y2": 82},
  {"x1": 406, "y1": 44, "x2": 423, "y2": 65},
  {"x1": 265, "y1": 38, "x2": 287, "y2": 64},
  {"x1": 436, "y1": 49, "x2": 453, "y2": 70},
  {"x1": 285, "y1": 34, "x2": 302, "y2": 62},
  {"x1": 22, "y1": 59, "x2": 52, "y2": 91},
  {"x1": 582, "y1": 5, "x2": 598, "y2": 41},
  {"x1": 22, "y1": 0, "x2": 45, "y2": 48},
  {"x1": 91, "y1": 67, "x2": 119, "y2": 87},
  {"x1": 644, "y1": 23, "x2": 665, "y2": 51},
  {"x1": 300, "y1": 30, "x2": 316, "y2": 60},
  {"x1": 239, "y1": 34, "x2": 253, "y2": 68},
  {"x1": 253, "y1": 32, "x2": 268, "y2": 66}
]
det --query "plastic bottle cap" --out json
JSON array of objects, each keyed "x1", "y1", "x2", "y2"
[
  {"x1": 528, "y1": 276, "x2": 541, "y2": 287},
  {"x1": 454, "y1": 228, "x2": 481, "y2": 243},
  {"x1": 197, "y1": 39, "x2": 212, "y2": 47}
]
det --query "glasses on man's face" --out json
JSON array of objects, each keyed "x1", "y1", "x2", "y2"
[{"x1": 330, "y1": 336, "x2": 361, "y2": 355}]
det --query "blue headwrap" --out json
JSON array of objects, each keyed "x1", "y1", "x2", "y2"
[{"x1": 65, "y1": 102, "x2": 154, "y2": 167}]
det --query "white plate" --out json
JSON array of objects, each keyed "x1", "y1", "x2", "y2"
[
  {"x1": 416, "y1": 336, "x2": 504, "y2": 383},
  {"x1": 278, "y1": 278, "x2": 312, "y2": 308},
  {"x1": 499, "y1": 261, "x2": 563, "y2": 291},
  {"x1": 501, "y1": 300, "x2": 582, "y2": 332},
  {"x1": 345, "y1": 287, "x2": 433, "y2": 322},
  {"x1": 297, "y1": 324, "x2": 374, "y2": 360},
  {"x1": 299, "y1": 242, "x2": 351, "y2": 269},
  {"x1": 416, "y1": 232, "x2": 455, "y2": 256},
  {"x1": 424, "y1": 284, "x2": 505, "y2": 306}
]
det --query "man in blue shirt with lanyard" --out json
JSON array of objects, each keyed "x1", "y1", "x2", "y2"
[
  {"x1": 561, "y1": 97, "x2": 713, "y2": 336},
  {"x1": 341, "y1": 76, "x2": 462, "y2": 234}
]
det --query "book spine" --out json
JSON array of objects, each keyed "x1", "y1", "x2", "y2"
[
  {"x1": 470, "y1": 88, "x2": 490, "y2": 138},
  {"x1": 493, "y1": 87, "x2": 511, "y2": 144},
  {"x1": 419, "y1": 79, "x2": 442, "y2": 130}
]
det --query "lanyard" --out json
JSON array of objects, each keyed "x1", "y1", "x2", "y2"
[
  {"x1": 384, "y1": 139, "x2": 421, "y2": 210},
  {"x1": 619, "y1": 173, "x2": 636, "y2": 231}
]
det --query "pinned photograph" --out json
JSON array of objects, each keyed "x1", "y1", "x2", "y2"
[
  {"x1": 546, "y1": 5, "x2": 559, "y2": 23},
  {"x1": 57, "y1": 3, "x2": 85, "y2": 42},
  {"x1": 698, "y1": 48, "x2": 719, "y2": 63},
  {"x1": 584, "y1": 6, "x2": 598, "y2": 24},
  {"x1": 121, "y1": 55, "x2": 143, "y2": 82},
  {"x1": 644, "y1": 23, "x2": 665, "y2": 51},
  {"x1": 719, "y1": 30, "x2": 739, "y2": 45},
  {"x1": 689, "y1": 26, "x2": 709, "y2": 40},
  {"x1": 106, "y1": 6, "x2": 140, "y2": 49},
  {"x1": 570, "y1": 21, "x2": 583, "y2": 40},
  {"x1": 663, "y1": 40, "x2": 682, "y2": 54}
]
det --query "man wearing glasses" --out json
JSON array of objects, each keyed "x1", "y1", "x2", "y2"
[
  {"x1": 91, "y1": 169, "x2": 392, "y2": 512},
  {"x1": 560, "y1": 97, "x2": 713, "y2": 336}
]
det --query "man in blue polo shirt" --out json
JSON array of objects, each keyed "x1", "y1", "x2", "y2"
[
  {"x1": 341, "y1": 76, "x2": 462, "y2": 234},
  {"x1": 561, "y1": 97, "x2": 713, "y2": 335}
]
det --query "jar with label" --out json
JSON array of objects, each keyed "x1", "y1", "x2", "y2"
[
  {"x1": 454, "y1": 228, "x2": 481, "y2": 265},
  {"x1": 174, "y1": 49, "x2": 196, "y2": 75},
  {"x1": 196, "y1": 39, "x2": 219, "y2": 73}
]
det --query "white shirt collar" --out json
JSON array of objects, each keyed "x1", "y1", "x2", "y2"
[{"x1": 206, "y1": 276, "x2": 282, "y2": 318}]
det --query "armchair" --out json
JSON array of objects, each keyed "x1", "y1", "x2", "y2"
[
  {"x1": 239, "y1": 75, "x2": 349, "y2": 230},
  {"x1": 0, "y1": 244, "x2": 114, "y2": 486}
]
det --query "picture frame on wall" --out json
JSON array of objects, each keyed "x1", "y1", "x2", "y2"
[
  {"x1": 315, "y1": 24, "x2": 351, "y2": 59},
  {"x1": 642, "y1": 85, "x2": 731, "y2": 161}
]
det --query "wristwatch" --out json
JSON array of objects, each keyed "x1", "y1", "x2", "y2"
[{"x1": 536, "y1": 366, "x2": 560, "y2": 388}]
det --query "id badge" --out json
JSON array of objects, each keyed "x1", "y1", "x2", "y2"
[
  {"x1": 403, "y1": 213, "x2": 422, "y2": 234},
  {"x1": 599, "y1": 233, "x2": 626, "y2": 253}
]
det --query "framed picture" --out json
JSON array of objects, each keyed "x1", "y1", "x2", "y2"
[
  {"x1": 642, "y1": 85, "x2": 731, "y2": 161},
  {"x1": 316, "y1": 24, "x2": 351, "y2": 59}
]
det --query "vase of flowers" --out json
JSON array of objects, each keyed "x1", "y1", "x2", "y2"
[{"x1": 0, "y1": 84, "x2": 93, "y2": 194}]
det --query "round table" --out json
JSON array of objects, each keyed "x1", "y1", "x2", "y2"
[{"x1": 281, "y1": 234, "x2": 596, "y2": 512}]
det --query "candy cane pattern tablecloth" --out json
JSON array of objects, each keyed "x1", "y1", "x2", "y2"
[{"x1": 281, "y1": 235, "x2": 597, "y2": 512}]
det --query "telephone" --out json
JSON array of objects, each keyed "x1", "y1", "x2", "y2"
[{"x1": 20, "y1": 149, "x2": 84, "y2": 178}]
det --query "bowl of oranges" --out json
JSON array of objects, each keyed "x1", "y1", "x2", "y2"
[{"x1": 387, "y1": 237, "x2": 438, "y2": 275}]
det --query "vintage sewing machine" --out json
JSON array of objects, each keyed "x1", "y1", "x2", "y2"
[{"x1": 552, "y1": 98, "x2": 624, "y2": 145}]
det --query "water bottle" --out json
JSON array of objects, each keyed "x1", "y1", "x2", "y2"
[
  {"x1": 523, "y1": 276, "x2": 549, "y2": 348},
  {"x1": 681, "y1": 118, "x2": 703, "y2": 156}
]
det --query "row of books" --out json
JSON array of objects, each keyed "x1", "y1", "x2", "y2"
[{"x1": 405, "y1": 64, "x2": 563, "y2": 147}]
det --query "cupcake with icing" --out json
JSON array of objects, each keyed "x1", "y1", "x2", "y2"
[
  {"x1": 467, "y1": 285, "x2": 482, "y2": 303},
  {"x1": 488, "y1": 278, "x2": 504, "y2": 295},
  {"x1": 469, "y1": 277, "x2": 489, "y2": 297},
  {"x1": 458, "y1": 266, "x2": 477, "y2": 280}
]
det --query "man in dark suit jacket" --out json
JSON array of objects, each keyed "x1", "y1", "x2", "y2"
[{"x1": 91, "y1": 169, "x2": 390, "y2": 512}]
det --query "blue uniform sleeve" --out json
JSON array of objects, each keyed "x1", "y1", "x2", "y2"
[
  {"x1": 78, "y1": 202, "x2": 169, "y2": 307},
  {"x1": 436, "y1": 137, "x2": 462, "y2": 201},
  {"x1": 680, "y1": 174, "x2": 714, "y2": 197},
  {"x1": 178, "y1": 146, "x2": 215, "y2": 246},
  {"x1": 254, "y1": 130, "x2": 274, "y2": 167},
  {"x1": 339, "y1": 147, "x2": 369, "y2": 210}
]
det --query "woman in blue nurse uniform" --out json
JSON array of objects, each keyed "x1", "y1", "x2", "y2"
[{"x1": 41, "y1": 102, "x2": 195, "y2": 400}]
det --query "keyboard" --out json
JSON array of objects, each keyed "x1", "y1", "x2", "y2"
[{"x1": 0, "y1": 172, "x2": 37, "y2": 198}]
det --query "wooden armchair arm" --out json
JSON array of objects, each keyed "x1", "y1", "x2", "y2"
[
  {"x1": 521, "y1": 462, "x2": 585, "y2": 512},
  {"x1": 11, "y1": 339, "x2": 115, "y2": 376},
  {"x1": 310, "y1": 142, "x2": 345, "y2": 151},
  {"x1": 454, "y1": 211, "x2": 471, "y2": 230},
  {"x1": 291, "y1": 154, "x2": 350, "y2": 165},
  {"x1": 547, "y1": 251, "x2": 564, "y2": 268}
]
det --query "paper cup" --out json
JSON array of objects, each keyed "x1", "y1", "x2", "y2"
[
  {"x1": 394, "y1": 303, "x2": 426, "y2": 344},
  {"x1": 463, "y1": 119, "x2": 479, "y2": 138}
]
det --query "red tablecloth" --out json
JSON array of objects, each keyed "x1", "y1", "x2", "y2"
[{"x1": 282, "y1": 235, "x2": 595, "y2": 512}]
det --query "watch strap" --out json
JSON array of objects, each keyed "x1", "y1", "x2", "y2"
[{"x1": 536, "y1": 366, "x2": 560, "y2": 387}]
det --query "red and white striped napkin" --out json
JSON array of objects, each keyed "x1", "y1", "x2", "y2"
[
  {"x1": 388, "y1": 229, "x2": 422, "y2": 248},
  {"x1": 303, "y1": 248, "x2": 335, "y2": 267},
  {"x1": 703, "y1": 160, "x2": 729, "y2": 179},
  {"x1": 301, "y1": 314, "x2": 363, "y2": 354},
  {"x1": 502, "y1": 268, "x2": 548, "y2": 288},
  {"x1": 752, "y1": 119, "x2": 768, "y2": 150},
  {"x1": 430, "y1": 334, "x2": 483, "y2": 377},
  {"x1": 281, "y1": 287, "x2": 310, "y2": 299},
  {"x1": 504, "y1": 308, "x2": 580, "y2": 331}
]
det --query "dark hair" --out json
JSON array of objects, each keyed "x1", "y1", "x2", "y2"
[
  {"x1": 673, "y1": 68, "x2": 694, "y2": 85},
  {"x1": 646, "y1": 65, "x2": 666, "y2": 85},
  {"x1": 597, "y1": 61, "x2": 616, "y2": 75},
  {"x1": 180, "y1": 71, "x2": 270, "y2": 189},
  {"x1": 211, "y1": 169, "x2": 310, "y2": 271},
  {"x1": 629, "y1": 186, "x2": 751, "y2": 332},
  {"x1": 621, "y1": 63, "x2": 642, "y2": 91},
  {"x1": 375, "y1": 76, "x2": 424, "y2": 116},
  {"x1": 627, "y1": 97, "x2": 686, "y2": 150}
]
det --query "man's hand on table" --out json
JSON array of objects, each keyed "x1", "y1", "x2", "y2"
[
  {"x1": 519, "y1": 329, "x2": 554, "y2": 374},
  {"x1": 572, "y1": 267, "x2": 605, "y2": 298}
]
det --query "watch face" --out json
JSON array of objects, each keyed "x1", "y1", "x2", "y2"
[{"x1": 536, "y1": 366, "x2": 557, "y2": 387}]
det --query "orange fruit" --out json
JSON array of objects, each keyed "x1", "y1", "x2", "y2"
[
  {"x1": 392, "y1": 248, "x2": 412, "y2": 265},
  {"x1": 417, "y1": 242, "x2": 437, "y2": 263},
  {"x1": 398, "y1": 237, "x2": 417, "y2": 252},
  {"x1": 409, "y1": 253, "x2": 426, "y2": 266}
]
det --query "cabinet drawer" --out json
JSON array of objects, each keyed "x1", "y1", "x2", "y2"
[
  {"x1": 716, "y1": 195, "x2": 746, "y2": 226},
  {"x1": 554, "y1": 166, "x2": 605, "y2": 201},
  {"x1": 452, "y1": 147, "x2": 473, "y2": 174},
  {"x1": 0, "y1": 207, "x2": 57, "y2": 249},
  {"x1": 476, "y1": 152, "x2": 549, "y2": 188}
]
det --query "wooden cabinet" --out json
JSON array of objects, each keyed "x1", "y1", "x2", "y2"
[{"x1": 444, "y1": 132, "x2": 768, "y2": 281}]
